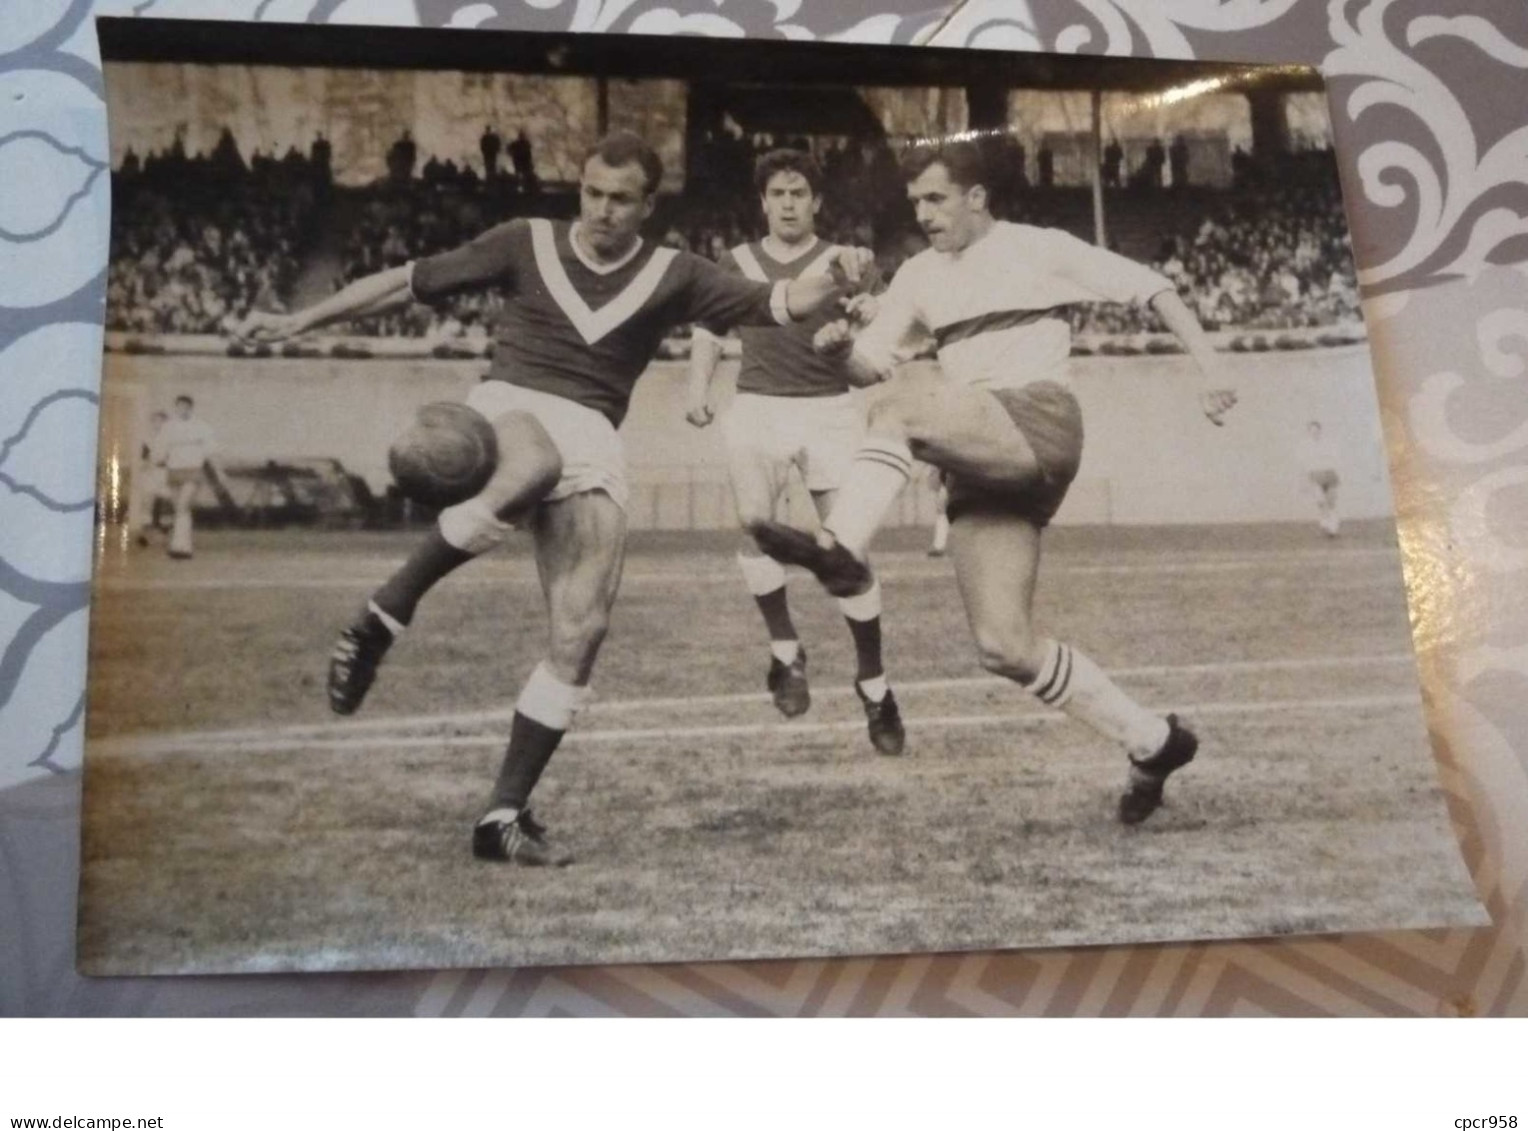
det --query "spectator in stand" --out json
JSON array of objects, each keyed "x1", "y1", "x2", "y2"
[
  {"x1": 1102, "y1": 139, "x2": 1122, "y2": 187},
  {"x1": 480, "y1": 125, "x2": 502, "y2": 181},
  {"x1": 1169, "y1": 135, "x2": 1190, "y2": 188},
  {"x1": 509, "y1": 129, "x2": 535, "y2": 193},
  {"x1": 387, "y1": 130, "x2": 418, "y2": 183}
]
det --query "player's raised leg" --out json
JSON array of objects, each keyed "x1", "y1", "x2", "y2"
[
  {"x1": 327, "y1": 410, "x2": 561, "y2": 715},
  {"x1": 726, "y1": 424, "x2": 809, "y2": 717},
  {"x1": 474, "y1": 489, "x2": 626, "y2": 865},
  {"x1": 755, "y1": 376, "x2": 1033, "y2": 596},
  {"x1": 948, "y1": 509, "x2": 1196, "y2": 825}
]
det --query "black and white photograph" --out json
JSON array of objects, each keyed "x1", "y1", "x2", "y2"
[{"x1": 79, "y1": 18, "x2": 1484, "y2": 975}]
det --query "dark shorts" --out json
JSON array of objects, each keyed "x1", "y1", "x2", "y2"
[
  {"x1": 1308, "y1": 468, "x2": 1339, "y2": 491},
  {"x1": 945, "y1": 381, "x2": 1084, "y2": 529}
]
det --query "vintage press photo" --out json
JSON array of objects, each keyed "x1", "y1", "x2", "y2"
[{"x1": 80, "y1": 19, "x2": 1485, "y2": 975}]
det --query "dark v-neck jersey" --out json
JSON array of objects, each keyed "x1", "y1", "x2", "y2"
[
  {"x1": 410, "y1": 218, "x2": 788, "y2": 427},
  {"x1": 711, "y1": 238, "x2": 852, "y2": 398}
]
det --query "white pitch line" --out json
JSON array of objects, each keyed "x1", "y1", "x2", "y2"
[
  {"x1": 99, "y1": 692, "x2": 1421, "y2": 758},
  {"x1": 94, "y1": 547, "x2": 1401, "y2": 592},
  {"x1": 95, "y1": 651, "x2": 1419, "y2": 750}
]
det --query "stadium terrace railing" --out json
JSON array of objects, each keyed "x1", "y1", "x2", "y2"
[{"x1": 103, "y1": 322, "x2": 1368, "y2": 361}]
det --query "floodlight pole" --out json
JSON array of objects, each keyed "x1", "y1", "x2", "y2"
[{"x1": 1091, "y1": 88, "x2": 1106, "y2": 247}]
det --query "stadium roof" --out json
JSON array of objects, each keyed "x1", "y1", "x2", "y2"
[
  {"x1": 100, "y1": 19, "x2": 1326, "y2": 98},
  {"x1": 713, "y1": 87, "x2": 886, "y2": 139}
]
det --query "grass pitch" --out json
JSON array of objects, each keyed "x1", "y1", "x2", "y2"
[{"x1": 79, "y1": 522, "x2": 1486, "y2": 974}]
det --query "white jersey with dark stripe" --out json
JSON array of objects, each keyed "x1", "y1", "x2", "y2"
[
  {"x1": 704, "y1": 237, "x2": 852, "y2": 398},
  {"x1": 409, "y1": 218, "x2": 790, "y2": 427},
  {"x1": 853, "y1": 220, "x2": 1173, "y2": 390}
]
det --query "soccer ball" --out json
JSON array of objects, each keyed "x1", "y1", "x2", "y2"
[{"x1": 388, "y1": 402, "x2": 498, "y2": 509}]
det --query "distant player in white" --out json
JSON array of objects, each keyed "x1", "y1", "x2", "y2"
[
  {"x1": 756, "y1": 142, "x2": 1239, "y2": 825},
  {"x1": 133, "y1": 409, "x2": 170, "y2": 547},
  {"x1": 1300, "y1": 419, "x2": 1341, "y2": 537},
  {"x1": 686, "y1": 149, "x2": 904, "y2": 755},
  {"x1": 155, "y1": 395, "x2": 219, "y2": 560}
]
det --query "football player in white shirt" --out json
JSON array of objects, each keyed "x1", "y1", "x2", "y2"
[
  {"x1": 133, "y1": 409, "x2": 170, "y2": 547},
  {"x1": 156, "y1": 394, "x2": 220, "y2": 560},
  {"x1": 1300, "y1": 419, "x2": 1341, "y2": 537},
  {"x1": 756, "y1": 141, "x2": 1239, "y2": 826}
]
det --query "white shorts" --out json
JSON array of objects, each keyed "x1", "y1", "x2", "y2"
[
  {"x1": 141, "y1": 465, "x2": 169, "y2": 499},
  {"x1": 466, "y1": 380, "x2": 628, "y2": 511},
  {"x1": 721, "y1": 392, "x2": 863, "y2": 494}
]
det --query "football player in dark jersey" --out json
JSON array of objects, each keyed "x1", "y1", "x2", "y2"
[
  {"x1": 237, "y1": 130, "x2": 871, "y2": 865},
  {"x1": 686, "y1": 150, "x2": 903, "y2": 756}
]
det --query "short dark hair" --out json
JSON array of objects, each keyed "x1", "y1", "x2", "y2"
[
  {"x1": 584, "y1": 130, "x2": 663, "y2": 195},
  {"x1": 900, "y1": 140, "x2": 988, "y2": 193},
  {"x1": 754, "y1": 149, "x2": 823, "y2": 197},
  {"x1": 174, "y1": 394, "x2": 194, "y2": 407}
]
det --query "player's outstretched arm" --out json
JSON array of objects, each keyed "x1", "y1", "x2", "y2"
[
  {"x1": 1150, "y1": 289, "x2": 1238, "y2": 426},
  {"x1": 783, "y1": 246, "x2": 875, "y2": 320},
  {"x1": 685, "y1": 329, "x2": 725, "y2": 428},
  {"x1": 234, "y1": 264, "x2": 414, "y2": 344}
]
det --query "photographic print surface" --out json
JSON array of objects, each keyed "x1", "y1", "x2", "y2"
[{"x1": 79, "y1": 19, "x2": 1484, "y2": 975}]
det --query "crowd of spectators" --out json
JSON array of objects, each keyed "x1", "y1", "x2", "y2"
[
  {"x1": 106, "y1": 127, "x2": 1360, "y2": 344},
  {"x1": 106, "y1": 129, "x2": 325, "y2": 335}
]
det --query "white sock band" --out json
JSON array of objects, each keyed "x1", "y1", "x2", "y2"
[
  {"x1": 438, "y1": 496, "x2": 511, "y2": 555},
  {"x1": 837, "y1": 577, "x2": 882, "y2": 622},
  {"x1": 368, "y1": 600, "x2": 406, "y2": 637},
  {"x1": 1024, "y1": 639, "x2": 1075, "y2": 709},
  {"x1": 515, "y1": 661, "x2": 591, "y2": 730},
  {"x1": 737, "y1": 551, "x2": 787, "y2": 597},
  {"x1": 769, "y1": 639, "x2": 800, "y2": 664}
]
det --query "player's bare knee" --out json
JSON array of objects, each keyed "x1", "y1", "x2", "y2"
[
  {"x1": 864, "y1": 394, "x2": 912, "y2": 441},
  {"x1": 549, "y1": 606, "x2": 610, "y2": 666},
  {"x1": 973, "y1": 629, "x2": 1041, "y2": 683},
  {"x1": 482, "y1": 454, "x2": 561, "y2": 520},
  {"x1": 737, "y1": 503, "x2": 775, "y2": 534}
]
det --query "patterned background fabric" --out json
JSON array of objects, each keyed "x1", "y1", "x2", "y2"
[{"x1": 3, "y1": 0, "x2": 1526, "y2": 1016}]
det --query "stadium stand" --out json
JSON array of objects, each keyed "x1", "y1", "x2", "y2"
[{"x1": 105, "y1": 131, "x2": 1360, "y2": 342}]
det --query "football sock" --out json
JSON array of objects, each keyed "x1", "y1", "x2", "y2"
[
  {"x1": 488, "y1": 662, "x2": 590, "y2": 811},
  {"x1": 931, "y1": 512, "x2": 950, "y2": 553},
  {"x1": 839, "y1": 579, "x2": 885, "y2": 684},
  {"x1": 169, "y1": 506, "x2": 193, "y2": 556},
  {"x1": 738, "y1": 552, "x2": 799, "y2": 645},
  {"x1": 857, "y1": 674, "x2": 889, "y2": 703},
  {"x1": 824, "y1": 437, "x2": 913, "y2": 558},
  {"x1": 488, "y1": 714, "x2": 566, "y2": 813},
  {"x1": 371, "y1": 529, "x2": 475, "y2": 627},
  {"x1": 770, "y1": 639, "x2": 801, "y2": 665},
  {"x1": 1024, "y1": 639, "x2": 1169, "y2": 758},
  {"x1": 367, "y1": 600, "x2": 406, "y2": 637}
]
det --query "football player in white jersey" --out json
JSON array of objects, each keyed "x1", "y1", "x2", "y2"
[
  {"x1": 756, "y1": 141, "x2": 1238, "y2": 825},
  {"x1": 238, "y1": 131, "x2": 871, "y2": 866},
  {"x1": 133, "y1": 409, "x2": 171, "y2": 547},
  {"x1": 1300, "y1": 419, "x2": 1341, "y2": 537},
  {"x1": 686, "y1": 149, "x2": 903, "y2": 755},
  {"x1": 155, "y1": 395, "x2": 220, "y2": 560}
]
